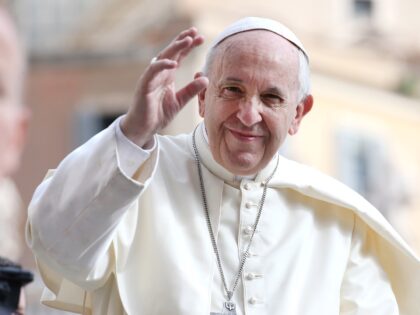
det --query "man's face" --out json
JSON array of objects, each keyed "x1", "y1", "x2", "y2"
[
  {"x1": 0, "y1": 9, "x2": 28, "y2": 178},
  {"x1": 198, "y1": 30, "x2": 312, "y2": 175}
]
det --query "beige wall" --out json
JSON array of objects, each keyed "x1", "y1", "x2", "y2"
[
  {"x1": 282, "y1": 73, "x2": 420, "y2": 254},
  {"x1": 15, "y1": 60, "x2": 143, "y2": 206}
]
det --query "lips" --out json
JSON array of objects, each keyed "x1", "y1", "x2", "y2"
[{"x1": 227, "y1": 128, "x2": 264, "y2": 141}]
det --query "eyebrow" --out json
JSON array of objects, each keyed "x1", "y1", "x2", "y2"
[
  {"x1": 219, "y1": 77, "x2": 287, "y2": 98},
  {"x1": 264, "y1": 86, "x2": 285, "y2": 97},
  {"x1": 222, "y1": 77, "x2": 244, "y2": 84}
]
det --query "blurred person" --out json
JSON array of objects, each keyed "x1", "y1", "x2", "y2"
[
  {"x1": 27, "y1": 17, "x2": 419, "y2": 314},
  {"x1": 0, "y1": 5, "x2": 28, "y2": 181},
  {"x1": 0, "y1": 4, "x2": 32, "y2": 315},
  {"x1": 0, "y1": 3, "x2": 29, "y2": 252}
]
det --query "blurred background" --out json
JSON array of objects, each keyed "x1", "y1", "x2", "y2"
[{"x1": 2, "y1": 0, "x2": 420, "y2": 313}]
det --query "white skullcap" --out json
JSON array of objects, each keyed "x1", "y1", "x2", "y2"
[{"x1": 209, "y1": 16, "x2": 308, "y2": 61}]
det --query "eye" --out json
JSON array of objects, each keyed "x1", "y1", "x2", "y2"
[
  {"x1": 220, "y1": 85, "x2": 244, "y2": 99},
  {"x1": 261, "y1": 93, "x2": 285, "y2": 108},
  {"x1": 225, "y1": 86, "x2": 241, "y2": 93}
]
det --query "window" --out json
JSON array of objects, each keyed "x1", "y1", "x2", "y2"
[
  {"x1": 74, "y1": 109, "x2": 123, "y2": 147},
  {"x1": 335, "y1": 128, "x2": 407, "y2": 217},
  {"x1": 353, "y1": 0, "x2": 374, "y2": 18}
]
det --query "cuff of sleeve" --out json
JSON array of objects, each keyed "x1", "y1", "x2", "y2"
[{"x1": 114, "y1": 115, "x2": 157, "y2": 178}]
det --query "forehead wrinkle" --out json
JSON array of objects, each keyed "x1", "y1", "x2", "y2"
[
  {"x1": 222, "y1": 77, "x2": 244, "y2": 83},
  {"x1": 218, "y1": 32, "x2": 299, "y2": 72},
  {"x1": 218, "y1": 65, "x2": 290, "y2": 95}
]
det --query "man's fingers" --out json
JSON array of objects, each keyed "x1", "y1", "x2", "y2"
[
  {"x1": 159, "y1": 36, "x2": 194, "y2": 61},
  {"x1": 176, "y1": 76, "x2": 209, "y2": 107},
  {"x1": 141, "y1": 59, "x2": 177, "y2": 86},
  {"x1": 176, "y1": 27, "x2": 198, "y2": 41},
  {"x1": 156, "y1": 27, "x2": 204, "y2": 63},
  {"x1": 177, "y1": 35, "x2": 204, "y2": 62}
]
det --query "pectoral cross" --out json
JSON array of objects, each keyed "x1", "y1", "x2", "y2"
[{"x1": 210, "y1": 301, "x2": 237, "y2": 315}]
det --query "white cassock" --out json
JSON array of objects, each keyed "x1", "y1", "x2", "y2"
[{"x1": 26, "y1": 118, "x2": 420, "y2": 315}]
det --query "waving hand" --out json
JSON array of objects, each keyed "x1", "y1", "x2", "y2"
[{"x1": 121, "y1": 27, "x2": 209, "y2": 148}]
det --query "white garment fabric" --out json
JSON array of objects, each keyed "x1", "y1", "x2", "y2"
[
  {"x1": 26, "y1": 120, "x2": 420, "y2": 314},
  {"x1": 114, "y1": 116, "x2": 155, "y2": 177}
]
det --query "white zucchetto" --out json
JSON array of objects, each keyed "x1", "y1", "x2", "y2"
[{"x1": 208, "y1": 16, "x2": 308, "y2": 60}]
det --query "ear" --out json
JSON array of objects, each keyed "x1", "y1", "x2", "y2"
[
  {"x1": 194, "y1": 72, "x2": 207, "y2": 118},
  {"x1": 288, "y1": 94, "x2": 313, "y2": 135}
]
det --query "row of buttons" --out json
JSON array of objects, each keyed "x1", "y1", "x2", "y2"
[
  {"x1": 242, "y1": 181, "x2": 264, "y2": 308},
  {"x1": 243, "y1": 182, "x2": 265, "y2": 191}
]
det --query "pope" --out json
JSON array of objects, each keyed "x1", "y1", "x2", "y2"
[{"x1": 27, "y1": 17, "x2": 419, "y2": 314}]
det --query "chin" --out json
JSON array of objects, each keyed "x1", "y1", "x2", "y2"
[{"x1": 224, "y1": 154, "x2": 262, "y2": 176}]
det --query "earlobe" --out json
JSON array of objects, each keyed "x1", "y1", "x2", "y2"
[
  {"x1": 198, "y1": 91, "x2": 206, "y2": 118},
  {"x1": 288, "y1": 94, "x2": 313, "y2": 135},
  {"x1": 195, "y1": 72, "x2": 207, "y2": 118}
]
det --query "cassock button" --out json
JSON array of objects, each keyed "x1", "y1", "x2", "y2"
[
  {"x1": 246, "y1": 273, "x2": 256, "y2": 280},
  {"x1": 243, "y1": 225, "x2": 254, "y2": 235},
  {"x1": 243, "y1": 250, "x2": 258, "y2": 258},
  {"x1": 248, "y1": 297, "x2": 258, "y2": 305},
  {"x1": 245, "y1": 201, "x2": 254, "y2": 209},
  {"x1": 246, "y1": 272, "x2": 263, "y2": 280}
]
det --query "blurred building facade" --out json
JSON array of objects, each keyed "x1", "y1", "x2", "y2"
[{"x1": 5, "y1": 0, "x2": 420, "y2": 313}]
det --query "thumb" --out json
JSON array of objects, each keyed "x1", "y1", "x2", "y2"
[{"x1": 176, "y1": 76, "x2": 209, "y2": 107}]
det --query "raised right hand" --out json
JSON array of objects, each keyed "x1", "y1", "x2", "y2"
[{"x1": 121, "y1": 27, "x2": 209, "y2": 148}]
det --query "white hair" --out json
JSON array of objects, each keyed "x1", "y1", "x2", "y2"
[{"x1": 297, "y1": 48, "x2": 311, "y2": 102}]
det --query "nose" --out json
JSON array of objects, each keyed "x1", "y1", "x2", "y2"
[{"x1": 236, "y1": 96, "x2": 262, "y2": 127}]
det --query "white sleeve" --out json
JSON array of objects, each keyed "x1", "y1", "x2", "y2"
[
  {"x1": 26, "y1": 118, "x2": 159, "y2": 289},
  {"x1": 340, "y1": 216, "x2": 399, "y2": 315},
  {"x1": 114, "y1": 115, "x2": 156, "y2": 178}
]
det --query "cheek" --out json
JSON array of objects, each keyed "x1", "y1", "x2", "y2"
[
  {"x1": 265, "y1": 111, "x2": 286, "y2": 134},
  {"x1": 206, "y1": 100, "x2": 230, "y2": 124},
  {"x1": 263, "y1": 112, "x2": 291, "y2": 146}
]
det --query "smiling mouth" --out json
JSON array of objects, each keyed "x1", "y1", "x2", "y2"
[{"x1": 228, "y1": 128, "x2": 264, "y2": 141}]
